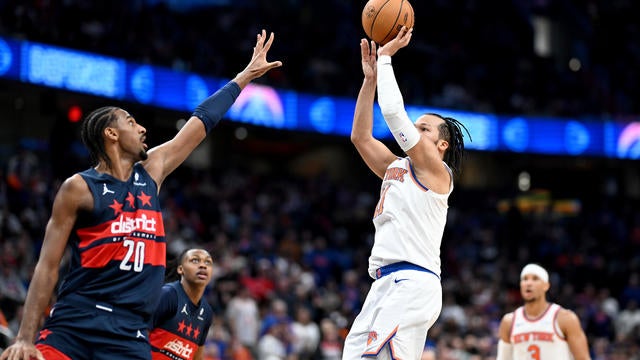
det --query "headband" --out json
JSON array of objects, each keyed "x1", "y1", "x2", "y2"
[{"x1": 520, "y1": 263, "x2": 549, "y2": 283}]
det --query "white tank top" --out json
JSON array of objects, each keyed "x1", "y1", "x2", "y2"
[
  {"x1": 368, "y1": 157, "x2": 452, "y2": 279},
  {"x1": 510, "y1": 303, "x2": 573, "y2": 360}
]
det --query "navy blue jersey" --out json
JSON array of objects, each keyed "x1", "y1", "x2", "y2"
[
  {"x1": 149, "y1": 281, "x2": 213, "y2": 360},
  {"x1": 57, "y1": 163, "x2": 166, "y2": 318}
]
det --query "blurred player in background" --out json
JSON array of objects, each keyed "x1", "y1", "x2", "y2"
[
  {"x1": 344, "y1": 26, "x2": 469, "y2": 359},
  {"x1": 496, "y1": 263, "x2": 591, "y2": 360},
  {"x1": 149, "y1": 248, "x2": 214, "y2": 360},
  {"x1": 0, "y1": 30, "x2": 281, "y2": 360}
]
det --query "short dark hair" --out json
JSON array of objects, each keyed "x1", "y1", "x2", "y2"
[
  {"x1": 429, "y1": 113, "x2": 471, "y2": 174},
  {"x1": 80, "y1": 106, "x2": 119, "y2": 169}
]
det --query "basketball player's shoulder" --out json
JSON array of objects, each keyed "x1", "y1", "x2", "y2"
[
  {"x1": 498, "y1": 310, "x2": 516, "y2": 340},
  {"x1": 500, "y1": 310, "x2": 515, "y2": 325},
  {"x1": 56, "y1": 173, "x2": 92, "y2": 206},
  {"x1": 556, "y1": 305, "x2": 580, "y2": 324}
]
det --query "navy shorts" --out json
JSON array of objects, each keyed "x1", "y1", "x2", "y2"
[{"x1": 35, "y1": 296, "x2": 151, "y2": 360}]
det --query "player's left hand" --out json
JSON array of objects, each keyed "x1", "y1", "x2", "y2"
[
  {"x1": 241, "y1": 29, "x2": 283, "y2": 80},
  {"x1": 360, "y1": 39, "x2": 377, "y2": 80}
]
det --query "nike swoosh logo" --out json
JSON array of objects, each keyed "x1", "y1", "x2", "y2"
[{"x1": 394, "y1": 278, "x2": 408, "y2": 283}]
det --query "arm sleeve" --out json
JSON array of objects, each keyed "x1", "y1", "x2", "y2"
[
  {"x1": 376, "y1": 55, "x2": 420, "y2": 152},
  {"x1": 496, "y1": 340, "x2": 514, "y2": 360},
  {"x1": 192, "y1": 81, "x2": 242, "y2": 133}
]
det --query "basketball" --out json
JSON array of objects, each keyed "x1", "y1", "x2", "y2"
[{"x1": 362, "y1": 0, "x2": 414, "y2": 45}]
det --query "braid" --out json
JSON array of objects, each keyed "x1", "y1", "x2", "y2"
[
  {"x1": 164, "y1": 249, "x2": 190, "y2": 283},
  {"x1": 429, "y1": 113, "x2": 471, "y2": 174},
  {"x1": 81, "y1": 106, "x2": 118, "y2": 169}
]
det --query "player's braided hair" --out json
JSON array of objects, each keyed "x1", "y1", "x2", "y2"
[
  {"x1": 81, "y1": 106, "x2": 119, "y2": 169},
  {"x1": 429, "y1": 113, "x2": 471, "y2": 175},
  {"x1": 164, "y1": 249, "x2": 191, "y2": 282}
]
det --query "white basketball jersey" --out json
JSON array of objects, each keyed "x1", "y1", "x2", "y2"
[
  {"x1": 510, "y1": 303, "x2": 573, "y2": 360},
  {"x1": 368, "y1": 157, "x2": 452, "y2": 279}
]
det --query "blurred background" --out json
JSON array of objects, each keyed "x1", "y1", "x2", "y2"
[{"x1": 0, "y1": 0, "x2": 639, "y2": 359}]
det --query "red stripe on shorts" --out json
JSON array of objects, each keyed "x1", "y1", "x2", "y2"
[{"x1": 35, "y1": 344, "x2": 72, "y2": 360}]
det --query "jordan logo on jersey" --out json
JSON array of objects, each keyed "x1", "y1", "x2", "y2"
[{"x1": 102, "y1": 183, "x2": 115, "y2": 195}]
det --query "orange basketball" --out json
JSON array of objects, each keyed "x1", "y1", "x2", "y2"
[{"x1": 362, "y1": 0, "x2": 414, "y2": 45}]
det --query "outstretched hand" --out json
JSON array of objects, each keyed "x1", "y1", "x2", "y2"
[
  {"x1": 360, "y1": 39, "x2": 377, "y2": 80},
  {"x1": 234, "y1": 29, "x2": 283, "y2": 88},
  {"x1": 377, "y1": 26, "x2": 413, "y2": 57}
]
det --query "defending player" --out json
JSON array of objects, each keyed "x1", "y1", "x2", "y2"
[
  {"x1": 496, "y1": 263, "x2": 591, "y2": 360},
  {"x1": 343, "y1": 27, "x2": 469, "y2": 359},
  {"x1": 0, "y1": 30, "x2": 281, "y2": 360},
  {"x1": 149, "y1": 249, "x2": 214, "y2": 360}
]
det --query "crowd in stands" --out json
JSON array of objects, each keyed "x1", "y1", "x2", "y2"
[
  {"x1": 1, "y1": 1, "x2": 640, "y2": 359},
  {"x1": 1, "y1": 144, "x2": 639, "y2": 359},
  {"x1": 1, "y1": 0, "x2": 639, "y2": 117}
]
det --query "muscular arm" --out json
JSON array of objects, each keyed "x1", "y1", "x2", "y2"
[
  {"x1": 143, "y1": 30, "x2": 282, "y2": 188},
  {"x1": 1, "y1": 175, "x2": 90, "y2": 360},
  {"x1": 558, "y1": 309, "x2": 591, "y2": 360},
  {"x1": 496, "y1": 313, "x2": 514, "y2": 360},
  {"x1": 351, "y1": 40, "x2": 396, "y2": 179}
]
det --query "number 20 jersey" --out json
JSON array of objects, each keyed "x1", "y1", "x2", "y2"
[{"x1": 56, "y1": 163, "x2": 166, "y2": 318}]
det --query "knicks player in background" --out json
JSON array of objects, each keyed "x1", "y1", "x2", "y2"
[
  {"x1": 149, "y1": 249, "x2": 214, "y2": 360},
  {"x1": 496, "y1": 264, "x2": 591, "y2": 360},
  {"x1": 343, "y1": 26, "x2": 469, "y2": 360},
  {"x1": 0, "y1": 30, "x2": 282, "y2": 360}
]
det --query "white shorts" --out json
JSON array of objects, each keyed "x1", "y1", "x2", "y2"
[{"x1": 342, "y1": 266, "x2": 442, "y2": 360}]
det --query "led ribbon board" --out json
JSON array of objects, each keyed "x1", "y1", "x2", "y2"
[{"x1": 0, "y1": 36, "x2": 638, "y2": 159}]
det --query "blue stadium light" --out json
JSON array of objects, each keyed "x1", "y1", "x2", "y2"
[{"x1": 0, "y1": 35, "x2": 638, "y2": 160}]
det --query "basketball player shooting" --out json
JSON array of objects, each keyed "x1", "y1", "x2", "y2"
[{"x1": 343, "y1": 26, "x2": 469, "y2": 359}]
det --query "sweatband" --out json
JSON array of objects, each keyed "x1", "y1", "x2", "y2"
[
  {"x1": 192, "y1": 81, "x2": 241, "y2": 133},
  {"x1": 376, "y1": 55, "x2": 420, "y2": 152},
  {"x1": 520, "y1": 263, "x2": 549, "y2": 283},
  {"x1": 496, "y1": 340, "x2": 513, "y2": 360}
]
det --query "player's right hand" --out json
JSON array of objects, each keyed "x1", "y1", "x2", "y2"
[
  {"x1": 0, "y1": 341, "x2": 45, "y2": 360},
  {"x1": 377, "y1": 26, "x2": 413, "y2": 57}
]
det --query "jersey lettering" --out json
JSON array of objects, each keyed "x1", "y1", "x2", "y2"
[{"x1": 111, "y1": 213, "x2": 158, "y2": 234}]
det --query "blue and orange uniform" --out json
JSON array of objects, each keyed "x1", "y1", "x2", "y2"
[
  {"x1": 35, "y1": 163, "x2": 166, "y2": 360},
  {"x1": 149, "y1": 281, "x2": 213, "y2": 360}
]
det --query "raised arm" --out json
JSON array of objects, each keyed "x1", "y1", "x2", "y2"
[
  {"x1": 1, "y1": 175, "x2": 91, "y2": 360},
  {"x1": 376, "y1": 27, "x2": 452, "y2": 193},
  {"x1": 351, "y1": 39, "x2": 396, "y2": 179},
  {"x1": 144, "y1": 29, "x2": 283, "y2": 187},
  {"x1": 558, "y1": 308, "x2": 591, "y2": 360}
]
